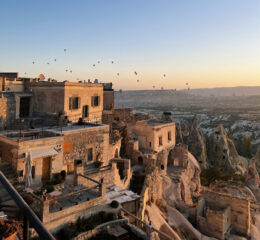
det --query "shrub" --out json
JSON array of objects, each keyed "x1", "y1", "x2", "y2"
[
  {"x1": 200, "y1": 167, "x2": 246, "y2": 186},
  {"x1": 45, "y1": 183, "x2": 54, "y2": 193},
  {"x1": 110, "y1": 200, "x2": 119, "y2": 208}
]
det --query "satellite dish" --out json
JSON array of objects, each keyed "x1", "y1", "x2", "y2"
[{"x1": 39, "y1": 74, "x2": 45, "y2": 80}]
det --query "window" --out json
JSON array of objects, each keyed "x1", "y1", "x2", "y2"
[
  {"x1": 91, "y1": 96, "x2": 100, "y2": 107},
  {"x1": 31, "y1": 166, "x2": 35, "y2": 179},
  {"x1": 149, "y1": 142, "x2": 152, "y2": 148},
  {"x1": 69, "y1": 97, "x2": 80, "y2": 110},
  {"x1": 159, "y1": 136, "x2": 163, "y2": 146},
  {"x1": 168, "y1": 131, "x2": 172, "y2": 141},
  {"x1": 87, "y1": 148, "x2": 93, "y2": 161}
]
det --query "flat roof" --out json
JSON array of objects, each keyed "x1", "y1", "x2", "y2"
[
  {"x1": 145, "y1": 119, "x2": 175, "y2": 126},
  {"x1": 29, "y1": 81, "x2": 103, "y2": 88},
  {"x1": 0, "y1": 122, "x2": 107, "y2": 141},
  {"x1": 106, "y1": 184, "x2": 140, "y2": 204}
]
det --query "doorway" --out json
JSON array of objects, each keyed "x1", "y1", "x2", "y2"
[
  {"x1": 42, "y1": 157, "x2": 51, "y2": 181},
  {"x1": 19, "y1": 97, "x2": 30, "y2": 117},
  {"x1": 138, "y1": 156, "x2": 143, "y2": 165},
  {"x1": 82, "y1": 105, "x2": 89, "y2": 118}
]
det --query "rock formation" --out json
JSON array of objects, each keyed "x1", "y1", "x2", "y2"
[
  {"x1": 246, "y1": 149, "x2": 260, "y2": 201},
  {"x1": 175, "y1": 116, "x2": 207, "y2": 168},
  {"x1": 207, "y1": 124, "x2": 248, "y2": 174},
  {"x1": 164, "y1": 151, "x2": 201, "y2": 206},
  {"x1": 253, "y1": 146, "x2": 260, "y2": 175},
  {"x1": 187, "y1": 116, "x2": 207, "y2": 169},
  {"x1": 175, "y1": 124, "x2": 184, "y2": 144}
]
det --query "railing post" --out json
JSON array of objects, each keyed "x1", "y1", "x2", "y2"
[{"x1": 23, "y1": 215, "x2": 29, "y2": 240}]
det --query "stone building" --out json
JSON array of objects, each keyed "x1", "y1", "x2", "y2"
[
  {"x1": 30, "y1": 80, "x2": 104, "y2": 123},
  {"x1": 0, "y1": 122, "x2": 121, "y2": 186},
  {"x1": 126, "y1": 118, "x2": 176, "y2": 168},
  {"x1": 0, "y1": 73, "x2": 33, "y2": 128},
  {"x1": 197, "y1": 190, "x2": 251, "y2": 239},
  {"x1": 0, "y1": 72, "x2": 114, "y2": 129}
]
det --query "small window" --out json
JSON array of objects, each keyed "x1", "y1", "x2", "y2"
[
  {"x1": 149, "y1": 142, "x2": 152, "y2": 148},
  {"x1": 69, "y1": 97, "x2": 80, "y2": 110},
  {"x1": 168, "y1": 131, "x2": 172, "y2": 141},
  {"x1": 91, "y1": 96, "x2": 100, "y2": 107},
  {"x1": 159, "y1": 136, "x2": 163, "y2": 146},
  {"x1": 87, "y1": 148, "x2": 93, "y2": 161}
]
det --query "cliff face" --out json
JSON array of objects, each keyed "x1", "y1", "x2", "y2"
[
  {"x1": 246, "y1": 148, "x2": 260, "y2": 201},
  {"x1": 176, "y1": 116, "x2": 207, "y2": 169},
  {"x1": 253, "y1": 146, "x2": 260, "y2": 175},
  {"x1": 163, "y1": 152, "x2": 201, "y2": 206},
  {"x1": 207, "y1": 124, "x2": 248, "y2": 174},
  {"x1": 187, "y1": 116, "x2": 207, "y2": 169}
]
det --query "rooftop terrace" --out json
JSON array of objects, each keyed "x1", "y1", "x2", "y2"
[{"x1": 0, "y1": 122, "x2": 106, "y2": 141}]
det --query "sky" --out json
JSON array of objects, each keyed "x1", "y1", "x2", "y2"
[{"x1": 0, "y1": 0, "x2": 259, "y2": 90}]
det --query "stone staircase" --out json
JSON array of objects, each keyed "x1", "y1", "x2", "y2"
[{"x1": 0, "y1": 163, "x2": 24, "y2": 218}]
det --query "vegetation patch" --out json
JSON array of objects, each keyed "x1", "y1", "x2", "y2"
[
  {"x1": 200, "y1": 167, "x2": 246, "y2": 186},
  {"x1": 55, "y1": 211, "x2": 118, "y2": 240}
]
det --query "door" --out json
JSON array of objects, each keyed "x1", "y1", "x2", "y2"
[
  {"x1": 19, "y1": 97, "x2": 30, "y2": 117},
  {"x1": 42, "y1": 157, "x2": 51, "y2": 181},
  {"x1": 82, "y1": 105, "x2": 89, "y2": 118},
  {"x1": 67, "y1": 163, "x2": 74, "y2": 174}
]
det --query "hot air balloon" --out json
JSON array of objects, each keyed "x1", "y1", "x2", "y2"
[{"x1": 39, "y1": 74, "x2": 45, "y2": 80}]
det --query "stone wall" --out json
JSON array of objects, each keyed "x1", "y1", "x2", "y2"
[
  {"x1": 31, "y1": 85, "x2": 65, "y2": 116},
  {"x1": 77, "y1": 159, "x2": 132, "y2": 190},
  {"x1": 62, "y1": 125, "x2": 110, "y2": 167},
  {"x1": 103, "y1": 90, "x2": 114, "y2": 110},
  {"x1": 0, "y1": 94, "x2": 16, "y2": 129},
  {"x1": 0, "y1": 136, "x2": 18, "y2": 167},
  {"x1": 168, "y1": 144, "x2": 188, "y2": 168},
  {"x1": 197, "y1": 204, "x2": 231, "y2": 240},
  {"x1": 42, "y1": 187, "x2": 106, "y2": 232},
  {"x1": 0, "y1": 133, "x2": 64, "y2": 185},
  {"x1": 202, "y1": 190, "x2": 251, "y2": 237},
  {"x1": 114, "y1": 108, "x2": 134, "y2": 122},
  {"x1": 64, "y1": 84, "x2": 103, "y2": 123},
  {"x1": 17, "y1": 135, "x2": 64, "y2": 186}
]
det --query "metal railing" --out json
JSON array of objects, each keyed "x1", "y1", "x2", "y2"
[{"x1": 0, "y1": 170, "x2": 55, "y2": 240}]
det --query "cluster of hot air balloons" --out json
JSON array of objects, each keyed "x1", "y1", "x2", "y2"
[{"x1": 27, "y1": 47, "x2": 192, "y2": 91}]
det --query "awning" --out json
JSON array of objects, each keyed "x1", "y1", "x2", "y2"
[{"x1": 30, "y1": 148, "x2": 58, "y2": 159}]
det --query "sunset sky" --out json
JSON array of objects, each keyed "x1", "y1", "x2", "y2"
[{"x1": 0, "y1": 0, "x2": 259, "y2": 90}]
